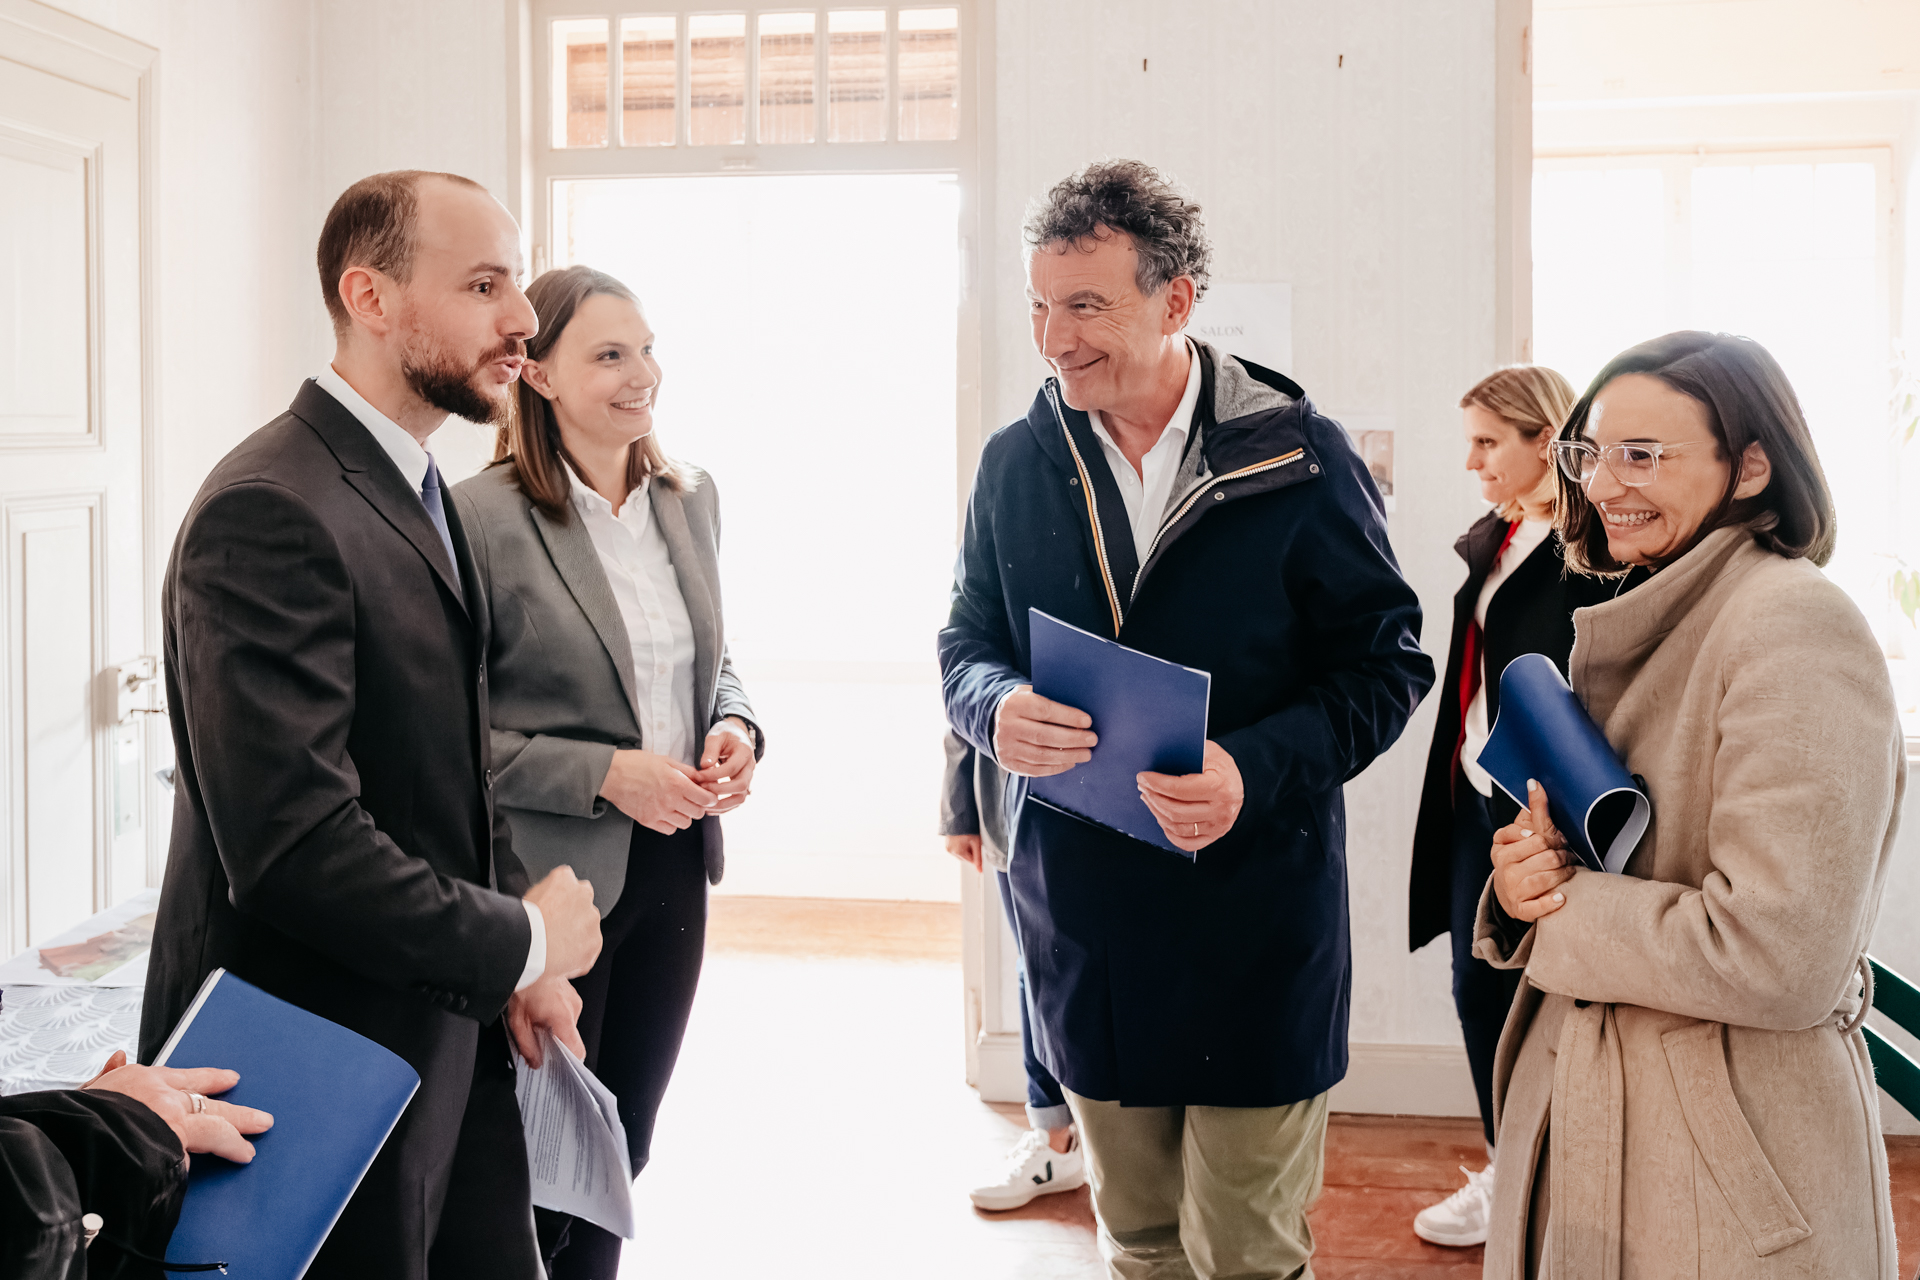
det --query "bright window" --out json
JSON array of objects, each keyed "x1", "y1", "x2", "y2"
[
  {"x1": 552, "y1": 174, "x2": 959, "y2": 897},
  {"x1": 541, "y1": 4, "x2": 967, "y2": 152},
  {"x1": 1534, "y1": 152, "x2": 1907, "y2": 696}
]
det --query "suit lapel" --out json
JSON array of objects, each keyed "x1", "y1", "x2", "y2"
[
  {"x1": 650, "y1": 482, "x2": 719, "y2": 721},
  {"x1": 528, "y1": 504, "x2": 641, "y2": 716},
  {"x1": 293, "y1": 381, "x2": 471, "y2": 618}
]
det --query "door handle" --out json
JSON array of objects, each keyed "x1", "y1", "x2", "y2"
[{"x1": 103, "y1": 656, "x2": 165, "y2": 723}]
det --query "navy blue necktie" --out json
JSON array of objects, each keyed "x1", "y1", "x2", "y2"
[{"x1": 420, "y1": 454, "x2": 458, "y2": 570}]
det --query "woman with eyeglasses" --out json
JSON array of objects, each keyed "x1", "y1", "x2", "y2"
[
  {"x1": 1407, "y1": 365, "x2": 1627, "y2": 1249},
  {"x1": 1472, "y1": 332, "x2": 1905, "y2": 1279}
]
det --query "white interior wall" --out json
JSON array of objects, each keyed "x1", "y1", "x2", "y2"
[
  {"x1": 986, "y1": 0, "x2": 1513, "y2": 1088},
  {"x1": 35, "y1": 0, "x2": 517, "y2": 533}
]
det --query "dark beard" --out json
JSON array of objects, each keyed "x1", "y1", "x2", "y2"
[{"x1": 402, "y1": 340, "x2": 519, "y2": 426}]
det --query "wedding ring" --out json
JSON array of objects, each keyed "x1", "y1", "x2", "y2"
[
  {"x1": 1192, "y1": 822, "x2": 1199, "y2": 837},
  {"x1": 188, "y1": 1092, "x2": 206, "y2": 1115}
]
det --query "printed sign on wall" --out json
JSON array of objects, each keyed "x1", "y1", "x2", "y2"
[{"x1": 1187, "y1": 282, "x2": 1292, "y2": 374}]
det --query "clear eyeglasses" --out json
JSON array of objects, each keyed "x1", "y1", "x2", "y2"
[{"x1": 1552, "y1": 439, "x2": 1708, "y2": 488}]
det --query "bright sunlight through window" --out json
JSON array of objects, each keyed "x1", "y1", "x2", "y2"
[{"x1": 554, "y1": 174, "x2": 961, "y2": 897}]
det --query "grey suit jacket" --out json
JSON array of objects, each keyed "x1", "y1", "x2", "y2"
[{"x1": 451, "y1": 463, "x2": 760, "y2": 907}]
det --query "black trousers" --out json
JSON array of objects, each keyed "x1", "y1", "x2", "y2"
[
  {"x1": 1449, "y1": 785, "x2": 1525, "y2": 1150},
  {"x1": 537, "y1": 820, "x2": 708, "y2": 1280}
]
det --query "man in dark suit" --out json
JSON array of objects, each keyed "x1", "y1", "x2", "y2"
[{"x1": 139, "y1": 170, "x2": 602, "y2": 1279}]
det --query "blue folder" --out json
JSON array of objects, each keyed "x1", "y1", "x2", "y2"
[
  {"x1": 154, "y1": 969, "x2": 419, "y2": 1278},
  {"x1": 1476, "y1": 653, "x2": 1650, "y2": 874},
  {"x1": 1027, "y1": 609, "x2": 1211, "y2": 858}
]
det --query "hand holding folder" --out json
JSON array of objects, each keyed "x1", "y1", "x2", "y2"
[
  {"x1": 1026, "y1": 610, "x2": 1212, "y2": 857},
  {"x1": 1476, "y1": 653, "x2": 1649, "y2": 874}
]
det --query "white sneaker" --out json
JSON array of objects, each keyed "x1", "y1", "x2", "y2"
[
  {"x1": 1413, "y1": 1163, "x2": 1495, "y2": 1247},
  {"x1": 968, "y1": 1128, "x2": 1087, "y2": 1211}
]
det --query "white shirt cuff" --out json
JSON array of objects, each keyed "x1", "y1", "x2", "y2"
[{"x1": 515, "y1": 901, "x2": 547, "y2": 992}]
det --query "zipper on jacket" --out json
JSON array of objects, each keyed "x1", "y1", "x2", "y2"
[
  {"x1": 1046, "y1": 383, "x2": 1126, "y2": 637},
  {"x1": 1131, "y1": 449, "x2": 1307, "y2": 603}
]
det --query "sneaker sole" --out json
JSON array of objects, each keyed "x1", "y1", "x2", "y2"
[
  {"x1": 969, "y1": 1167, "x2": 1088, "y2": 1212},
  {"x1": 1412, "y1": 1221, "x2": 1488, "y2": 1248}
]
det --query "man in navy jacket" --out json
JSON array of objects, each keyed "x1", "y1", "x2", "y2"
[{"x1": 940, "y1": 160, "x2": 1433, "y2": 1277}]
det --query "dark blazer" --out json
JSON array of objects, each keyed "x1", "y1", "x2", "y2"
[
  {"x1": 1406, "y1": 510, "x2": 1624, "y2": 951},
  {"x1": 139, "y1": 381, "x2": 533, "y2": 1263},
  {"x1": 939, "y1": 343, "x2": 1434, "y2": 1108},
  {"x1": 939, "y1": 731, "x2": 1010, "y2": 871},
  {"x1": 450, "y1": 463, "x2": 759, "y2": 898}
]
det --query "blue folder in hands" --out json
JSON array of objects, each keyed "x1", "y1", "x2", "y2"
[
  {"x1": 154, "y1": 969, "x2": 419, "y2": 1279},
  {"x1": 1476, "y1": 653, "x2": 1650, "y2": 874},
  {"x1": 1027, "y1": 609, "x2": 1211, "y2": 858}
]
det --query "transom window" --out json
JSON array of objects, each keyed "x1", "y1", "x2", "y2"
[{"x1": 544, "y1": 6, "x2": 959, "y2": 152}]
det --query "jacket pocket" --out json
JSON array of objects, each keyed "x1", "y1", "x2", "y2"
[{"x1": 1661, "y1": 1021, "x2": 1812, "y2": 1257}]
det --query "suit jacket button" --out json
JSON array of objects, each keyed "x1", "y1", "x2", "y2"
[
  {"x1": 484, "y1": 768, "x2": 494, "y2": 789},
  {"x1": 478, "y1": 665, "x2": 486, "y2": 685}
]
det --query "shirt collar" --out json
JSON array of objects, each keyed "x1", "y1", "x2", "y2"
[
  {"x1": 563, "y1": 459, "x2": 648, "y2": 518},
  {"x1": 314, "y1": 364, "x2": 434, "y2": 492},
  {"x1": 1087, "y1": 339, "x2": 1203, "y2": 457}
]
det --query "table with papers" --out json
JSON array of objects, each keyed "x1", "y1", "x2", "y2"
[{"x1": 0, "y1": 888, "x2": 157, "y2": 1094}]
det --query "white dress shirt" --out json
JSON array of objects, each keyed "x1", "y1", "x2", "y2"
[
  {"x1": 564, "y1": 464, "x2": 700, "y2": 767},
  {"x1": 312, "y1": 366, "x2": 548, "y2": 993},
  {"x1": 1459, "y1": 517, "x2": 1554, "y2": 798},
  {"x1": 1086, "y1": 340, "x2": 1204, "y2": 567}
]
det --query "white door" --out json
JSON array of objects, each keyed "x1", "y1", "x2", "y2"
[{"x1": 0, "y1": 5, "x2": 158, "y2": 950}]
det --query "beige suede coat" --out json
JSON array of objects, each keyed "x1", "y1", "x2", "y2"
[{"x1": 1472, "y1": 526, "x2": 1908, "y2": 1280}]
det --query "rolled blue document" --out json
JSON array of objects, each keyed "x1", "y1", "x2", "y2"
[{"x1": 1476, "y1": 653, "x2": 1650, "y2": 874}]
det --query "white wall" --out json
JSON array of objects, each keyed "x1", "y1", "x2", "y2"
[
  {"x1": 36, "y1": 0, "x2": 518, "y2": 535},
  {"x1": 984, "y1": 0, "x2": 1515, "y2": 1099},
  {"x1": 309, "y1": 0, "x2": 517, "y2": 485}
]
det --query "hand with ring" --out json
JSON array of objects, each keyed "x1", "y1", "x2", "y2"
[
  {"x1": 82, "y1": 1049, "x2": 274, "y2": 1166},
  {"x1": 1137, "y1": 740, "x2": 1245, "y2": 854}
]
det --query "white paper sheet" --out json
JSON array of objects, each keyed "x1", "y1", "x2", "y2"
[
  {"x1": 514, "y1": 1032, "x2": 635, "y2": 1239},
  {"x1": 0, "y1": 888, "x2": 160, "y2": 987}
]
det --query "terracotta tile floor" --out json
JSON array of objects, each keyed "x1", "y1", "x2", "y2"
[{"x1": 618, "y1": 898, "x2": 1920, "y2": 1278}]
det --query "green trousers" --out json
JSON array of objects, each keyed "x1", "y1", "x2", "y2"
[{"x1": 1065, "y1": 1087, "x2": 1329, "y2": 1280}]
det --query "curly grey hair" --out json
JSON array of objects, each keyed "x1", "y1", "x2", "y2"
[{"x1": 1022, "y1": 159, "x2": 1212, "y2": 301}]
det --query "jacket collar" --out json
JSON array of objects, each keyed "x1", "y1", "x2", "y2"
[
  {"x1": 292, "y1": 379, "x2": 470, "y2": 618},
  {"x1": 1569, "y1": 525, "x2": 1767, "y2": 723},
  {"x1": 527, "y1": 500, "x2": 641, "y2": 723},
  {"x1": 1020, "y1": 343, "x2": 1321, "y2": 636},
  {"x1": 649, "y1": 481, "x2": 720, "y2": 718},
  {"x1": 520, "y1": 475, "x2": 722, "y2": 731},
  {"x1": 1455, "y1": 510, "x2": 1513, "y2": 581}
]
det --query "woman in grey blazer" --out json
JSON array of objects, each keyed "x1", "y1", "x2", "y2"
[{"x1": 452, "y1": 265, "x2": 763, "y2": 1280}]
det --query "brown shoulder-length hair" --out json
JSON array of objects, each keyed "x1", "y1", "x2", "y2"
[
  {"x1": 494, "y1": 264, "x2": 687, "y2": 518},
  {"x1": 1459, "y1": 365, "x2": 1577, "y2": 521},
  {"x1": 1555, "y1": 331, "x2": 1835, "y2": 576}
]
